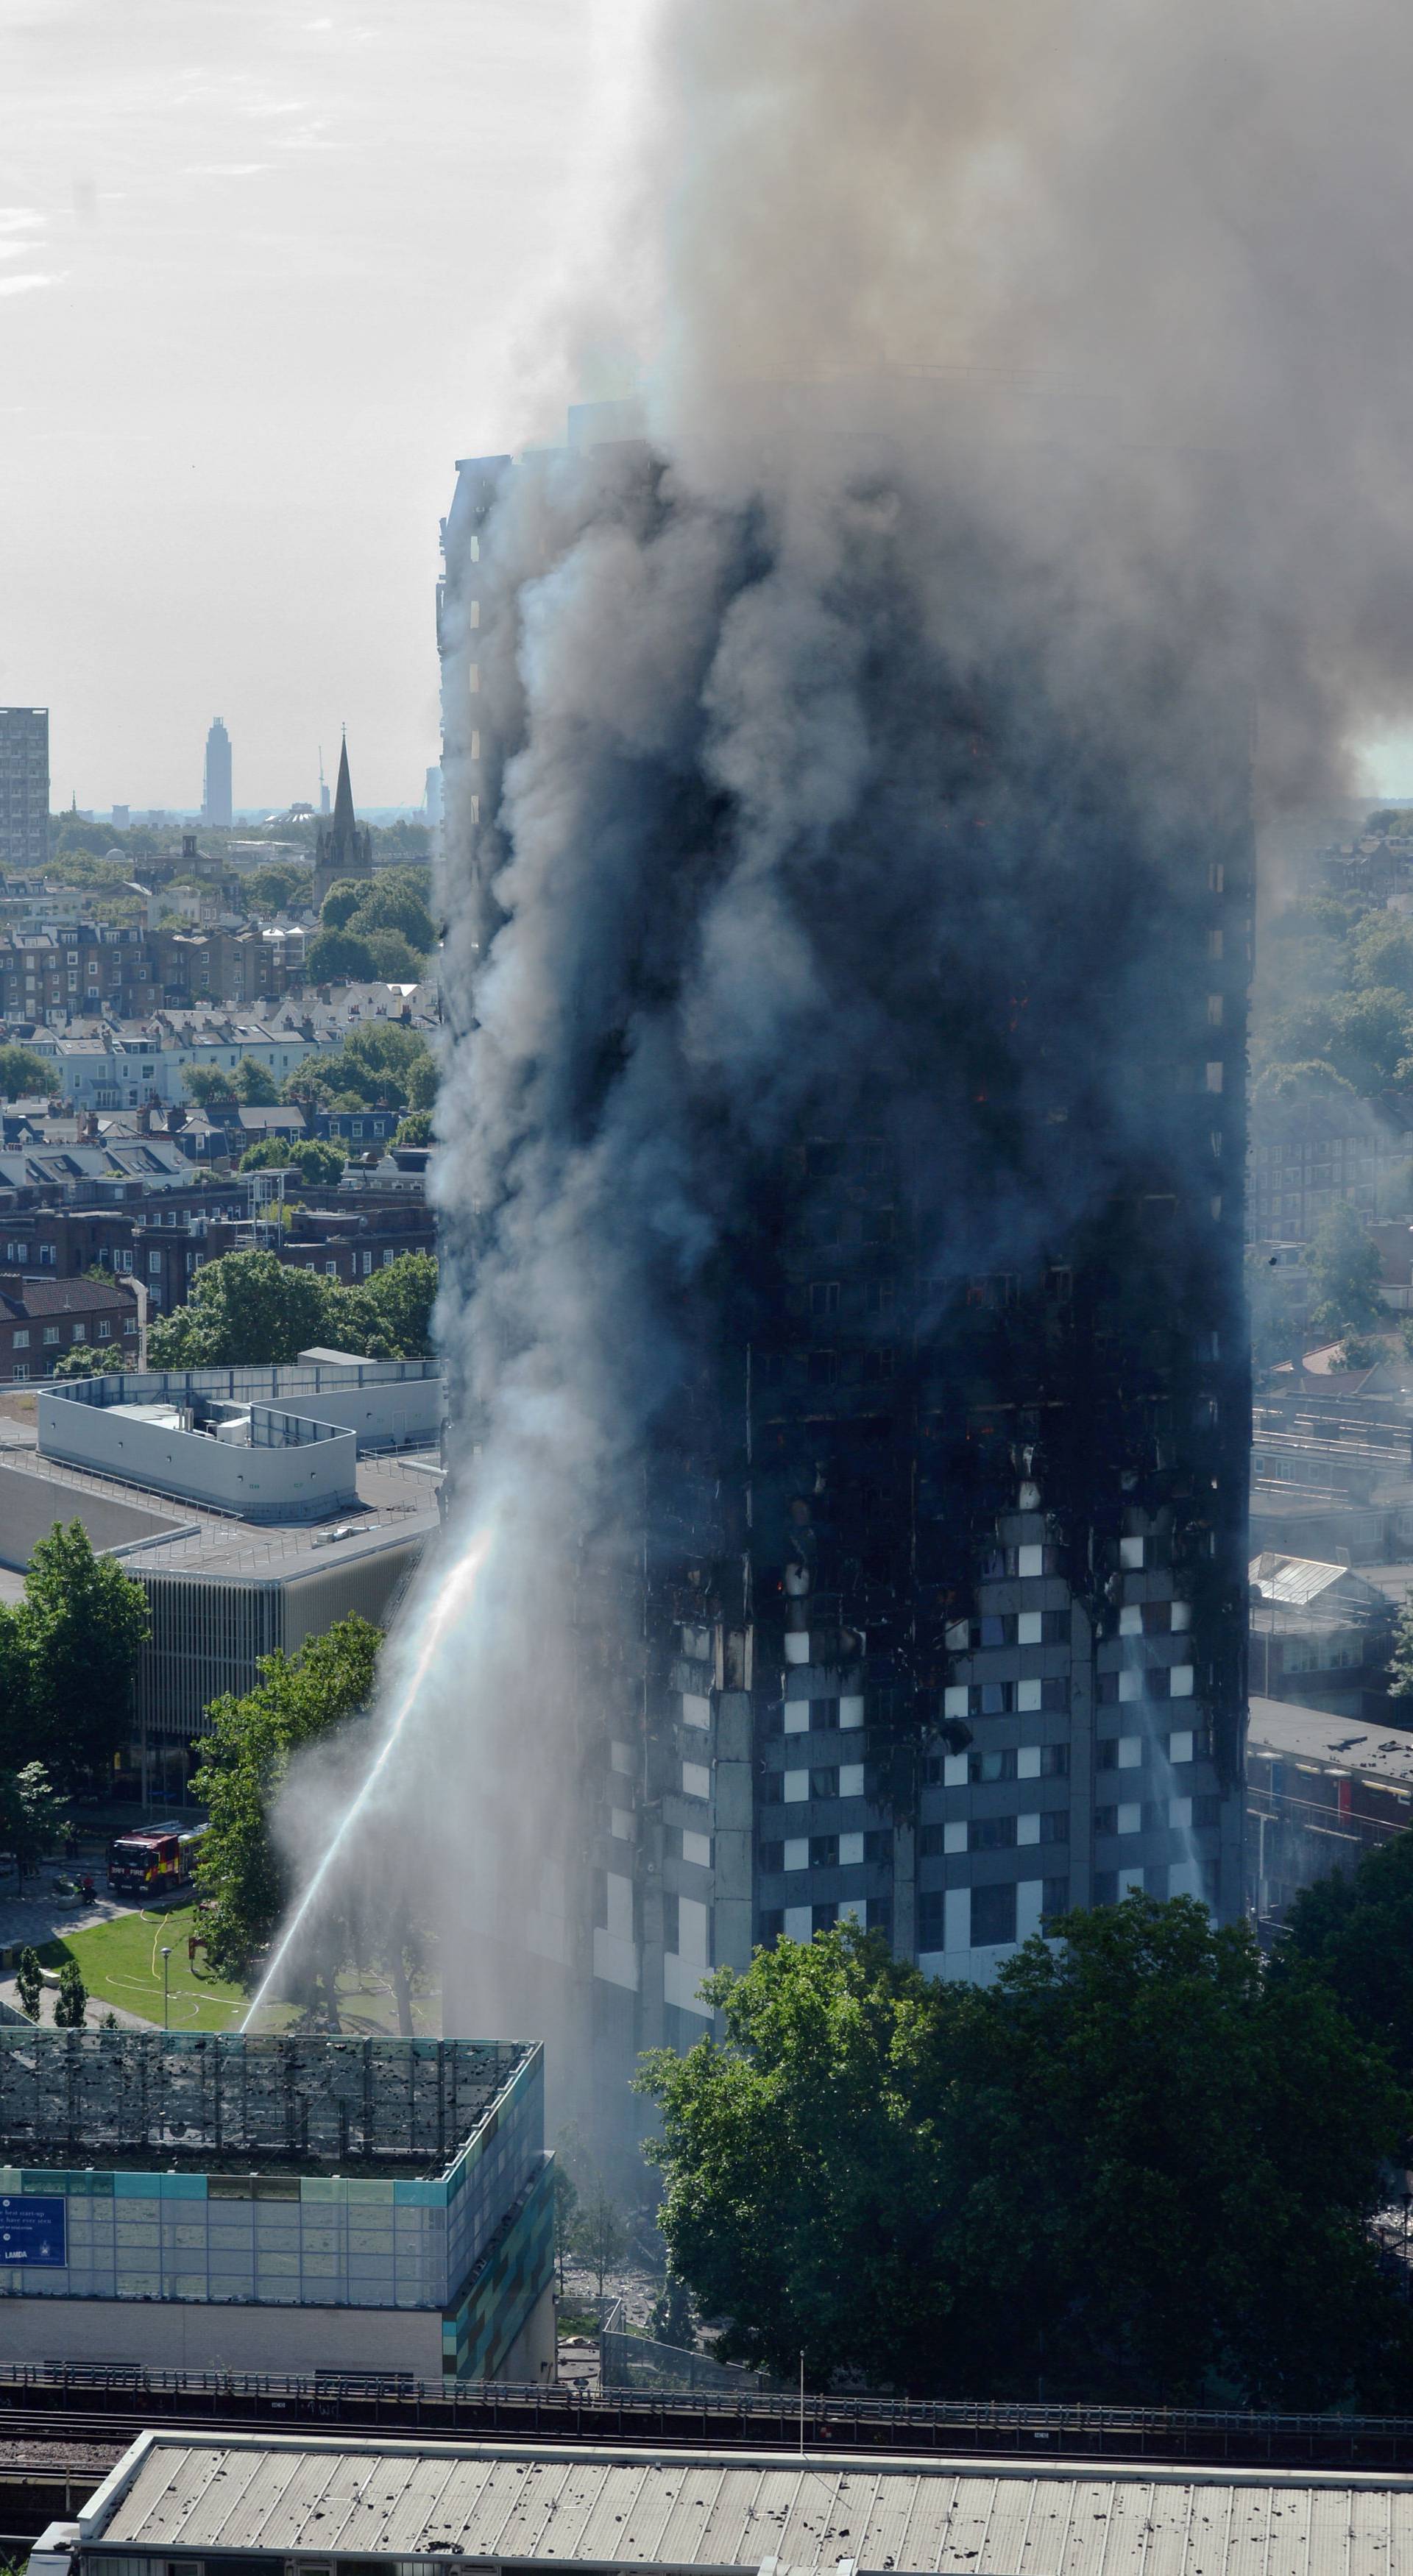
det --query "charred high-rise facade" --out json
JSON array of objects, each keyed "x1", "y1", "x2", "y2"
[{"x1": 435, "y1": 410, "x2": 1250, "y2": 2102}]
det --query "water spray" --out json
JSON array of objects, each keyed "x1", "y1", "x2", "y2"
[{"x1": 241, "y1": 1529, "x2": 492, "y2": 2031}]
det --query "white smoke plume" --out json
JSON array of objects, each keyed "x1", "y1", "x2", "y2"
[{"x1": 264, "y1": 0, "x2": 1413, "y2": 2123}]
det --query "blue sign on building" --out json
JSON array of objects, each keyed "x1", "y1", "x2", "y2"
[{"x1": 0, "y1": 2193, "x2": 65, "y2": 2265}]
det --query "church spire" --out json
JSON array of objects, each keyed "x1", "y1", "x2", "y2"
[{"x1": 332, "y1": 732, "x2": 355, "y2": 837}]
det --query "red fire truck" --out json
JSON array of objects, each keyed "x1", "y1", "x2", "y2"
[{"x1": 106, "y1": 1822, "x2": 208, "y2": 1898}]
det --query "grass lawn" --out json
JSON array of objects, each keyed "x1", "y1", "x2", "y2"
[{"x1": 39, "y1": 1905, "x2": 439, "y2": 2036}]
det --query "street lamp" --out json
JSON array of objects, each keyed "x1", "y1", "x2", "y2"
[{"x1": 161, "y1": 1945, "x2": 171, "y2": 2031}]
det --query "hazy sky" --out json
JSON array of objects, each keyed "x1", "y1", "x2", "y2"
[{"x1": 0, "y1": 0, "x2": 620, "y2": 813}]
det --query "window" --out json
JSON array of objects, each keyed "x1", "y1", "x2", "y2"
[
  {"x1": 10, "y1": 1362, "x2": 27, "y2": 1382},
  {"x1": 1035, "y1": 1810, "x2": 1069, "y2": 1844},
  {"x1": 759, "y1": 1909, "x2": 785, "y2": 1944},
  {"x1": 1095, "y1": 1807, "x2": 1118, "y2": 1836},
  {"x1": 811, "y1": 1903, "x2": 836, "y2": 1934},
  {"x1": 807, "y1": 1349, "x2": 838, "y2": 1387},
  {"x1": 971, "y1": 1815, "x2": 1017, "y2": 1852},
  {"x1": 759, "y1": 1841, "x2": 783, "y2": 1873},
  {"x1": 1193, "y1": 1792, "x2": 1222, "y2": 1827},
  {"x1": 810, "y1": 1768, "x2": 840, "y2": 1800},
  {"x1": 810, "y1": 1835, "x2": 839, "y2": 1868},
  {"x1": 10, "y1": 1329, "x2": 28, "y2": 1350},
  {"x1": 149, "y1": 1252, "x2": 162, "y2": 1272},
  {"x1": 42, "y1": 1324, "x2": 59, "y2": 1345},
  {"x1": 325, "y1": 1261, "x2": 338, "y2": 1277},
  {"x1": 971, "y1": 1882, "x2": 1017, "y2": 1947},
  {"x1": 969, "y1": 1748, "x2": 1016, "y2": 1783},
  {"x1": 1041, "y1": 1877, "x2": 1070, "y2": 1923},
  {"x1": 863, "y1": 1347, "x2": 896, "y2": 1381},
  {"x1": 918, "y1": 1891, "x2": 947, "y2": 1950},
  {"x1": 71, "y1": 1323, "x2": 85, "y2": 1342},
  {"x1": 97, "y1": 1320, "x2": 111, "y2": 1340},
  {"x1": 382, "y1": 1249, "x2": 395, "y2": 1265},
  {"x1": 810, "y1": 1280, "x2": 840, "y2": 1316}
]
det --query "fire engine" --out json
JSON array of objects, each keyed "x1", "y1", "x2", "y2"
[{"x1": 105, "y1": 1822, "x2": 208, "y2": 1898}]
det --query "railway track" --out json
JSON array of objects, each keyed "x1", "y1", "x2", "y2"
[{"x1": 7, "y1": 2383, "x2": 1413, "y2": 2471}]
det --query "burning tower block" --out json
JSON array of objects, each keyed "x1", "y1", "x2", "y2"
[{"x1": 0, "y1": 2031, "x2": 554, "y2": 2383}]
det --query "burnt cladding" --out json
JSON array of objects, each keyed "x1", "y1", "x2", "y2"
[{"x1": 436, "y1": 422, "x2": 1250, "y2": 2112}]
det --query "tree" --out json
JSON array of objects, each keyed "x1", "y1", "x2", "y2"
[
  {"x1": 183, "y1": 1064, "x2": 239, "y2": 1107},
  {"x1": 233, "y1": 1056, "x2": 280, "y2": 1105},
  {"x1": 243, "y1": 861, "x2": 312, "y2": 915},
  {"x1": 361, "y1": 1250, "x2": 437, "y2": 1356},
  {"x1": 571, "y1": 2187, "x2": 627, "y2": 2310},
  {"x1": 647, "y1": 2274, "x2": 695, "y2": 2350},
  {"x1": 322, "y1": 874, "x2": 436, "y2": 957},
  {"x1": 146, "y1": 1248, "x2": 327, "y2": 1367},
  {"x1": 191, "y1": 1615, "x2": 383, "y2": 1981},
  {"x1": 553, "y1": 2162, "x2": 580, "y2": 2293},
  {"x1": 13, "y1": 1947, "x2": 40, "y2": 2022},
  {"x1": 305, "y1": 927, "x2": 378, "y2": 984},
  {"x1": 0, "y1": 1764, "x2": 66, "y2": 1882},
  {"x1": 394, "y1": 1110, "x2": 433, "y2": 1147},
  {"x1": 364, "y1": 928, "x2": 425, "y2": 983},
  {"x1": 53, "y1": 1959, "x2": 87, "y2": 2028},
  {"x1": 1277, "y1": 1823, "x2": 1413, "y2": 2084},
  {"x1": 638, "y1": 1910, "x2": 1413, "y2": 2405},
  {"x1": 16, "y1": 1527, "x2": 149, "y2": 1783},
  {"x1": 320, "y1": 877, "x2": 380, "y2": 933},
  {"x1": 51, "y1": 1343, "x2": 125, "y2": 1379},
  {"x1": 287, "y1": 1025, "x2": 437, "y2": 1114},
  {"x1": 0, "y1": 1041, "x2": 54, "y2": 1100},
  {"x1": 240, "y1": 1136, "x2": 345, "y2": 1186},
  {"x1": 1308, "y1": 1200, "x2": 1386, "y2": 1340}
]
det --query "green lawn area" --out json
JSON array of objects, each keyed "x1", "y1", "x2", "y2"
[{"x1": 40, "y1": 1905, "x2": 439, "y2": 2036}]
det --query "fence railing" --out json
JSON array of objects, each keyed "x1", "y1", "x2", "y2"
[{"x1": 599, "y1": 2299, "x2": 771, "y2": 2395}]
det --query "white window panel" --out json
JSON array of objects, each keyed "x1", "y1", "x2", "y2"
[
  {"x1": 836, "y1": 1900, "x2": 864, "y2": 1927},
  {"x1": 1118, "y1": 1669, "x2": 1141, "y2": 1702},
  {"x1": 1117, "y1": 1735, "x2": 1142, "y2": 1769},
  {"x1": 784, "y1": 1905, "x2": 812, "y2": 1940},
  {"x1": 679, "y1": 1896, "x2": 709, "y2": 1966},
  {"x1": 1017, "y1": 1544, "x2": 1044, "y2": 1577},
  {"x1": 944, "y1": 1752, "x2": 968, "y2": 1786},
  {"x1": 1119, "y1": 1535, "x2": 1145, "y2": 1568},
  {"x1": 681, "y1": 1828, "x2": 712, "y2": 1867},
  {"x1": 784, "y1": 1633, "x2": 810, "y2": 1665},
  {"x1": 1016, "y1": 1746, "x2": 1041, "y2": 1780},
  {"x1": 1171, "y1": 1600, "x2": 1191, "y2": 1632},
  {"x1": 1116, "y1": 1801, "x2": 1142, "y2": 1835},
  {"x1": 945, "y1": 1619, "x2": 969, "y2": 1651},
  {"x1": 1017, "y1": 1612, "x2": 1043, "y2": 1646},
  {"x1": 943, "y1": 1819, "x2": 966, "y2": 1853},
  {"x1": 838, "y1": 1830, "x2": 864, "y2": 1864},
  {"x1": 1169, "y1": 1797, "x2": 1193, "y2": 1830},
  {"x1": 783, "y1": 1837, "x2": 809, "y2": 1871},
  {"x1": 681, "y1": 1691, "x2": 711, "y2": 1729},
  {"x1": 611, "y1": 1739, "x2": 634, "y2": 1774},
  {"x1": 1119, "y1": 1864, "x2": 1146, "y2": 1894},
  {"x1": 783, "y1": 1769, "x2": 809, "y2": 1802},
  {"x1": 610, "y1": 1808, "x2": 634, "y2": 1840},
  {"x1": 1118, "y1": 1604, "x2": 1143, "y2": 1636},
  {"x1": 1016, "y1": 1678, "x2": 1042, "y2": 1712},
  {"x1": 1170, "y1": 1665, "x2": 1194, "y2": 1697},
  {"x1": 681, "y1": 1761, "x2": 711, "y2": 1800},
  {"x1": 943, "y1": 1685, "x2": 969, "y2": 1717},
  {"x1": 839, "y1": 1694, "x2": 865, "y2": 1728},
  {"x1": 1017, "y1": 1813, "x2": 1041, "y2": 1845},
  {"x1": 604, "y1": 1871, "x2": 633, "y2": 1942},
  {"x1": 1205, "y1": 1061, "x2": 1223, "y2": 1093},
  {"x1": 838, "y1": 1763, "x2": 865, "y2": 1797},
  {"x1": 783, "y1": 1699, "x2": 811, "y2": 1734},
  {"x1": 1169, "y1": 1729, "x2": 1194, "y2": 1763},
  {"x1": 1017, "y1": 1880, "x2": 1045, "y2": 1940}
]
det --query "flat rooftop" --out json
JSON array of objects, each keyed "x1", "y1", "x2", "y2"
[
  {"x1": 0, "y1": 2033, "x2": 534, "y2": 2176},
  {"x1": 1248, "y1": 1693, "x2": 1413, "y2": 1785},
  {"x1": 77, "y1": 2433, "x2": 1413, "y2": 2575}
]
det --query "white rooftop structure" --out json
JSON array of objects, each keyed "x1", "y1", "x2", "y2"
[{"x1": 56, "y1": 2435, "x2": 1413, "y2": 2576}]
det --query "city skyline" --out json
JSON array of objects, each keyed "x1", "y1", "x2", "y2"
[{"x1": 0, "y1": 0, "x2": 631, "y2": 812}]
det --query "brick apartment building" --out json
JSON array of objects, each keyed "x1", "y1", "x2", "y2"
[
  {"x1": 0, "y1": 1273, "x2": 142, "y2": 1379},
  {"x1": 0, "y1": 926, "x2": 158, "y2": 1022}
]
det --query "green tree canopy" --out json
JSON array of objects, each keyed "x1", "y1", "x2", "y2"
[
  {"x1": 192, "y1": 1616, "x2": 383, "y2": 1981},
  {"x1": 233, "y1": 1055, "x2": 280, "y2": 1105},
  {"x1": 639, "y1": 1907, "x2": 1412, "y2": 2406},
  {"x1": 318, "y1": 878, "x2": 377, "y2": 933},
  {"x1": 1308, "y1": 1199, "x2": 1387, "y2": 1339},
  {"x1": 240, "y1": 1135, "x2": 345, "y2": 1186},
  {"x1": 0, "y1": 1041, "x2": 55, "y2": 1100},
  {"x1": 146, "y1": 1248, "x2": 327, "y2": 1367},
  {"x1": 1276, "y1": 1818, "x2": 1413, "y2": 2086},
  {"x1": 183, "y1": 1064, "x2": 239, "y2": 1107},
  {"x1": 319, "y1": 1252, "x2": 439, "y2": 1359},
  {"x1": 51, "y1": 1342, "x2": 125, "y2": 1379},
  {"x1": 364, "y1": 928, "x2": 425, "y2": 983},
  {"x1": 242, "y1": 861, "x2": 312, "y2": 915},
  {"x1": 281, "y1": 1024, "x2": 436, "y2": 1113},
  {"x1": 5, "y1": 1524, "x2": 149, "y2": 1782},
  {"x1": 394, "y1": 1109, "x2": 433, "y2": 1147},
  {"x1": 305, "y1": 927, "x2": 378, "y2": 984},
  {"x1": 322, "y1": 872, "x2": 436, "y2": 956},
  {"x1": 0, "y1": 1763, "x2": 66, "y2": 1882}
]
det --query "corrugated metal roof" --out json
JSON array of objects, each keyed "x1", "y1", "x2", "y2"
[{"x1": 82, "y1": 2436, "x2": 1413, "y2": 2576}]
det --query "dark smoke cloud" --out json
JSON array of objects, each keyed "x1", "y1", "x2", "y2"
[{"x1": 270, "y1": 0, "x2": 1413, "y2": 2097}]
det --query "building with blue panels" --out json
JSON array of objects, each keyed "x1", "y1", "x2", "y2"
[{"x1": 0, "y1": 2031, "x2": 555, "y2": 2382}]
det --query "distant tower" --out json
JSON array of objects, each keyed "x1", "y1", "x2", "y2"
[
  {"x1": 0, "y1": 708, "x2": 48, "y2": 868},
  {"x1": 319, "y1": 746, "x2": 330, "y2": 817},
  {"x1": 202, "y1": 718, "x2": 233, "y2": 828},
  {"x1": 311, "y1": 734, "x2": 374, "y2": 910}
]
